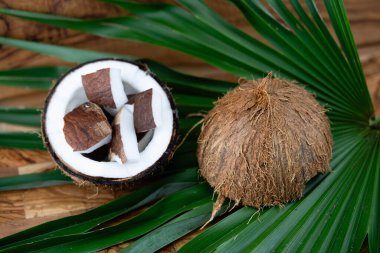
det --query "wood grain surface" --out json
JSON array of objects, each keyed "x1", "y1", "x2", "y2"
[{"x1": 0, "y1": 0, "x2": 379, "y2": 252}]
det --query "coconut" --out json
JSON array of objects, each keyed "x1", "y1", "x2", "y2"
[
  {"x1": 198, "y1": 75, "x2": 332, "y2": 222},
  {"x1": 42, "y1": 59, "x2": 179, "y2": 186}
]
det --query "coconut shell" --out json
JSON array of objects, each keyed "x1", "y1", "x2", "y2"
[
  {"x1": 42, "y1": 59, "x2": 179, "y2": 188},
  {"x1": 198, "y1": 75, "x2": 332, "y2": 212}
]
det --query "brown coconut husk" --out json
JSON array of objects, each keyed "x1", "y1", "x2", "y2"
[{"x1": 197, "y1": 74, "x2": 332, "y2": 224}]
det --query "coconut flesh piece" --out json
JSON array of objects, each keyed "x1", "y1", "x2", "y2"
[
  {"x1": 63, "y1": 102, "x2": 112, "y2": 154},
  {"x1": 127, "y1": 88, "x2": 160, "y2": 133},
  {"x1": 43, "y1": 59, "x2": 177, "y2": 181},
  {"x1": 109, "y1": 104, "x2": 140, "y2": 164},
  {"x1": 82, "y1": 68, "x2": 128, "y2": 115}
]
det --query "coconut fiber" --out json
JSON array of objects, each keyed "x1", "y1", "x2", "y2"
[{"x1": 197, "y1": 75, "x2": 333, "y2": 221}]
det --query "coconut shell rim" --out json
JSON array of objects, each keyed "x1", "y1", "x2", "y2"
[{"x1": 42, "y1": 58, "x2": 180, "y2": 186}]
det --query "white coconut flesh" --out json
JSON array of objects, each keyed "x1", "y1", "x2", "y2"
[
  {"x1": 109, "y1": 104, "x2": 140, "y2": 164},
  {"x1": 45, "y1": 60, "x2": 174, "y2": 178},
  {"x1": 81, "y1": 135, "x2": 112, "y2": 154},
  {"x1": 106, "y1": 68, "x2": 129, "y2": 115}
]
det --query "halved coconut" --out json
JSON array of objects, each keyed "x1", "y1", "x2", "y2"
[{"x1": 42, "y1": 59, "x2": 179, "y2": 186}]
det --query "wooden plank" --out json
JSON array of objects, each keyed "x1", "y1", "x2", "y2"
[
  {"x1": 23, "y1": 184, "x2": 114, "y2": 219},
  {"x1": 17, "y1": 161, "x2": 55, "y2": 175},
  {"x1": 0, "y1": 149, "x2": 50, "y2": 177},
  {"x1": 0, "y1": 191, "x2": 25, "y2": 223}
]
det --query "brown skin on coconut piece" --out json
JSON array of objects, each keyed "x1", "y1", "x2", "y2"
[
  {"x1": 108, "y1": 104, "x2": 140, "y2": 164},
  {"x1": 127, "y1": 88, "x2": 156, "y2": 133},
  {"x1": 63, "y1": 102, "x2": 112, "y2": 152},
  {"x1": 82, "y1": 68, "x2": 116, "y2": 108},
  {"x1": 198, "y1": 75, "x2": 332, "y2": 222},
  {"x1": 110, "y1": 125, "x2": 127, "y2": 163}
]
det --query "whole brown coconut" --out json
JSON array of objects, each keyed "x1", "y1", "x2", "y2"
[{"x1": 198, "y1": 75, "x2": 332, "y2": 221}]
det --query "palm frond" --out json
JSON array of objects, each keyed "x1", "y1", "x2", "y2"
[
  {"x1": 0, "y1": 37, "x2": 123, "y2": 62},
  {"x1": 122, "y1": 202, "x2": 227, "y2": 253},
  {"x1": 0, "y1": 168, "x2": 198, "y2": 249},
  {"x1": 0, "y1": 132, "x2": 44, "y2": 150},
  {"x1": 0, "y1": 66, "x2": 68, "y2": 89},
  {"x1": 0, "y1": 107, "x2": 41, "y2": 127},
  {"x1": 0, "y1": 170, "x2": 71, "y2": 191},
  {"x1": 1, "y1": 183, "x2": 211, "y2": 252},
  {"x1": 0, "y1": 2, "x2": 373, "y2": 122}
]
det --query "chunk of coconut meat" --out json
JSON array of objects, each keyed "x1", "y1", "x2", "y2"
[
  {"x1": 127, "y1": 88, "x2": 162, "y2": 133},
  {"x1": 109, "y1": 104, "x2": 140, "y2": 164},
  {"x1": 82, "y1": 68, "x2": 127, "y2": 115},
  {"x1": 63, "y1": 102, "x2": 112, "y2": 154}
]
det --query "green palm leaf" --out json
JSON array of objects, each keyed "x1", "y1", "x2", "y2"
[
  {"x1": 0, "y1": 0, "x2": 378, "y2": 252},
  {"x1": 0, "y1": 37, "x2": 123, "y2": 62},
  {"x1": 122, "y1": 202, "x2": 227, "y2": 253},
  {"x1": 0, "y1": 168, "x2": 198, "y2": 249},
  {"x1": 0, "y1": 3, "x2": 372, "y2": 120},
  {"x1": 0, "y1": 107, "x2": 41, "y2": 127},
  {"x1": 0, "y1": 170, "x2": 71, "y2": 191},
  {"x1": 0, "y1": 132, "x2": 44, "y2": 149},
  {"x1": 0, "y1": 66, "x2": 68, "y2": 89},
  {"x1": 1, "y1": 183, "x2": 211, "y2": 253}
]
